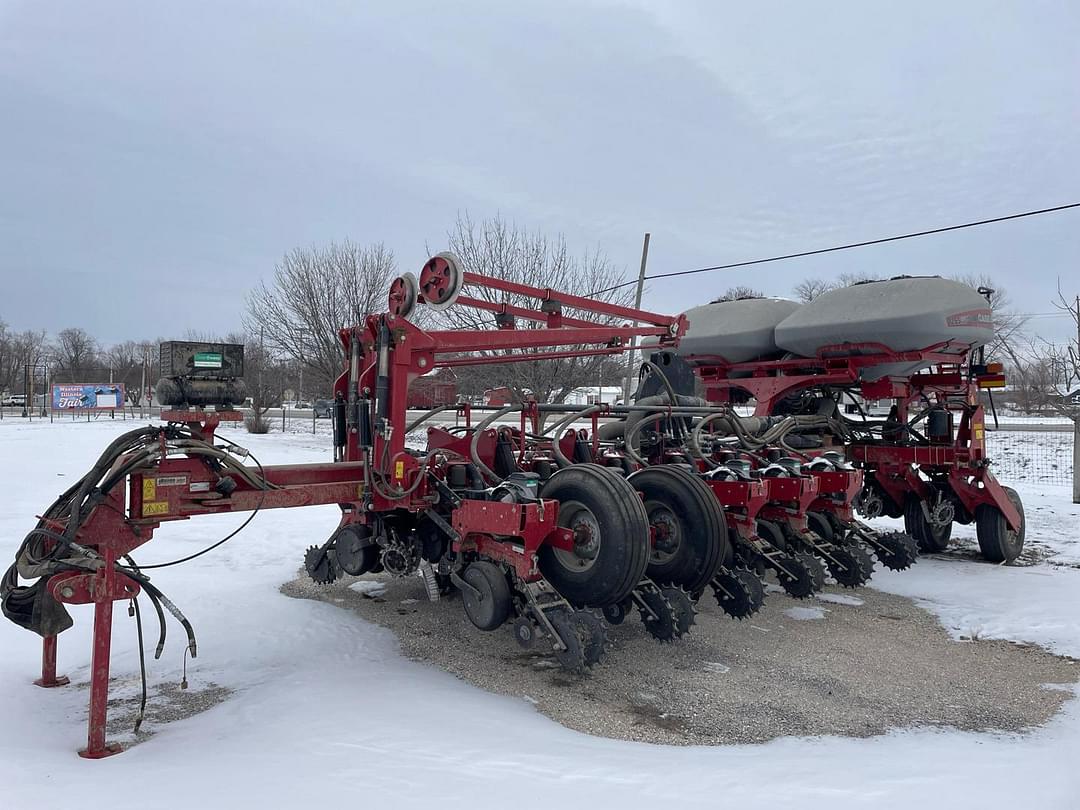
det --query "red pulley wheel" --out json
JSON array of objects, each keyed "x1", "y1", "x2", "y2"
[
  {"x1": 387, "y1": 272, "x2": 418, "y2": 317},
  {"x1": 418, "y1": 251, "x2": 465, "y2": 310}
]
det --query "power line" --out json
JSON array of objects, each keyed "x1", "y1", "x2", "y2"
[{"x1": 594, "y1": 201, "x2": 1080, "y2": 296}]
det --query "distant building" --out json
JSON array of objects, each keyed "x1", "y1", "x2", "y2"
[
  {"x1": 563, "y1": 386, "x2": 623, "y2": 406},
  {"x1": 408, "y1": 368, "x2": 458, "y2": 409}
]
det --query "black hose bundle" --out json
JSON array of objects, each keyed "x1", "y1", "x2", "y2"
[
  {"x1": 1, "y1": 422, "x2": 276, "y2": 731},
  {"x1": 1, "y1": 423, "x2": 272, "y2": 731}
]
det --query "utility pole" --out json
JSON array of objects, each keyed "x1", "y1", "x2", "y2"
[
  {"x1": 139, "y1": 348, "x2": 147, "y2": 419},
  {"x1": 21, "y1": 354, "x2": 29, "y2": 418},
  {"x1": 1073, "y1": 295, "x2": 1080, "y2": 504},
  {"x1": 622, "y1": 232, "x2": 651, "y2": 404}
]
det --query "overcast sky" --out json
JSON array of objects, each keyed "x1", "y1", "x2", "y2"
[{"x1": 1, "y1": 1, "x2": 1078, "y2": 345}]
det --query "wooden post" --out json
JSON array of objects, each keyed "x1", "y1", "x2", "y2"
[{"x1": 621, "y1": 232, "x2": 651, "y2": 404}]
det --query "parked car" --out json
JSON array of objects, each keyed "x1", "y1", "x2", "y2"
[
  {"x1": 2, "y1": 394, "x2": 26, "y2": 407},
  {"x1": 313, "y1": 399, "x2": 333, "y2": 418}
]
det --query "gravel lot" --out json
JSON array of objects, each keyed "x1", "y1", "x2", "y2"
[{"x1": 283, "y1": 572, "x2": 1079, "y2": 746}]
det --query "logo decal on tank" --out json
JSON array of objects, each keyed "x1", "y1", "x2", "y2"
[{"x1": 946, "y1": 308, "x2": 993, "y2": 328}]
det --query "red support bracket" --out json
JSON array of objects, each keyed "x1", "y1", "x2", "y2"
[{"x1": 48, "y1": 564, "x2": 142, "y2": 759}]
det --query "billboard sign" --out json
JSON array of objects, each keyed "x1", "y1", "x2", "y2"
[{"x1": 52, "y1": 383, "x2": 126, "y2": 411}]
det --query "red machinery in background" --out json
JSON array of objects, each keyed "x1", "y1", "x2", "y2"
[
  {"x1": 2, "y1": 253, "x2": 690, "y2": 759},
  {"x1": 692, "y1": 340, "x2": 1024, "y2": 564}
]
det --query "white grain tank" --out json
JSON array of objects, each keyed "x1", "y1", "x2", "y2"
[
  {"x1": 672, "y1": 297, "x2": 802, "y2": 364},
  {"x1": 773, "y1": 276, "x2": 993, "y2": 379}
]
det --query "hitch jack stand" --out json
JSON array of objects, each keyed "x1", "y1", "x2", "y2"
[{"x1": 34, "y1": 635, "x2": 69, "y2": 688}]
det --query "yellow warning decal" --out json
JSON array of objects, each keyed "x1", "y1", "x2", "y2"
[
  {"x1": 974, "y1": 425, "x2": 984, "y2": 440},
  {"x1": 142, "y1": 479, "x2": 156, "y2": 501},
  {"x1": 395, "y1": 461, "x2": 405, "y2": 480},
  {"x1": 142, "y1": 501, "x2": 169, "y2": 517}
]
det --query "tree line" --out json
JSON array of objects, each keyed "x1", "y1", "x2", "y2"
[{"x1": 3, "y1": 214, "x2": 1076, "y2": 422}]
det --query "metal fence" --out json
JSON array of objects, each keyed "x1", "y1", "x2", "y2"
[
  {"x1": 2, "y1": 405, "x2": 1077, "y2": 497},
  {"x1": 985, "y1": 424, "x2": 1075, "y2": 490}
]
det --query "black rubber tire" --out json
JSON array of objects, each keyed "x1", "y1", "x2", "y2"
[
  {"x1": 976, "y1": 486, "x2": 1025, "y2": 563},
  {"x1": 334, "y1": 525, "x2": 379, "y2": 576},
  {"x1": 904, "y1": 496, "x2": 952, "y2": 553},
  {"x1": 807, "y1": 511, "x2": 835, "y2": 544},
  {"x1": 881, "y1": 492, "x2": 904, "y2": 519},
  {"x1": 602, "y1": 599, "x2": 631, "y2": 626},
  {"x1": 757, "y1": 519, "x2": 788, "y2": 552},
  {"x1": 538, "y1": 464, "x2": 650, "y2": 608},
  {"x1": 461, "y1": 561, "x2": 512, "y2": 631},
  {"x1": 629, "y1": 466, "x2": 727, "y2": 594}
]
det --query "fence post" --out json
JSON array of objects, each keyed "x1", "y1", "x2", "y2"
[{"x1": 1073, "y1": 420, "x2": 1079, "y2": 504}]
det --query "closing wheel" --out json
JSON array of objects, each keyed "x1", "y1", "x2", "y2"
[
  {"x1": 538, "y1": 464, "x2": 650, "y2": 608},
  {"x1": 976, "y1": 486, "x2": 1025, "y2": 563},
  {"x1": 575, "y1": 610, "x2": 608, "y2": 666},
  {"x1": 712, "y1": 567, "x2": 765, "y2": 619},
  {"x1": 774, "y1": 551, "x2": 823, "y2": 599},
  {"x1": 637, "y1": 588, "x2": 679, "y2": 642},
  {"x1": 418, "y1": 251, "x2": 465, "y2": 311},
  {"x1": 628, "y1": 466, "x2": 727, "y2": 593},
  {"x1": 660, "y1": 586, "x2": 696, "y2": 637},
  {"x1": 799, "y1": 551, "x2": 827, "y2": 591},
  {"x1": 548, "y1": 608, "x2": 606, "y2": 672},
  {"x1": 826, "y1": 544, "x2": 874, "y2": 588},
  {"x1": 875, "y1": 530, "x2": 919, "y2": 571},
  {"x1": 904, "y1": 496, "x2": 952, "y2": 553},
  {"x1": 460, "y1": 561, "x2": 512, "y2": 631},
  {"x1": 304, "y1": 545, "x2": 336, "y2": 585}
]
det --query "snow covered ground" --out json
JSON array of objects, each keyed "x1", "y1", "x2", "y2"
[{"x1": 1, "y1": 420, "x2": 1079, "y2": 809}]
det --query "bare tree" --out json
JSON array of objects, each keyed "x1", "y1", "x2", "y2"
[
  {"x1": 792, "y1": 278, "x2": 834, "y2": 302},
  {"x1": 948, "y1": 273, "x2": 1028, "y2": 361},
  {"x1": 711, "y1": 286, "x2": 765, "y2": 303},
  {"x1": 792, "y1": 272, "x2": 879, "y2": 303},
  {"x1": 103, "y1": 340, "x2": 157, "y2": 405},
  {"x1": 1029, "y1": 281, "x2": 1080, "y2": 417},
  {"x1": 0, "y1": 327, "x2": 48, "y2": 394},
  {"x1": 245, "y1": 241, "x2": 396, "y2": 396},
  {"x1": 242, "y1": 338, "x2": 285, "y2": 432},
  {"x1": 52, "y1": 327, "x2": 99, "y2": 381},
  {"x1": 437, "y1": 214, "x2": 633, "y2": 404},
  {"x1": 0, "y1": 320, "x2": 12, "y2": 394}
]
